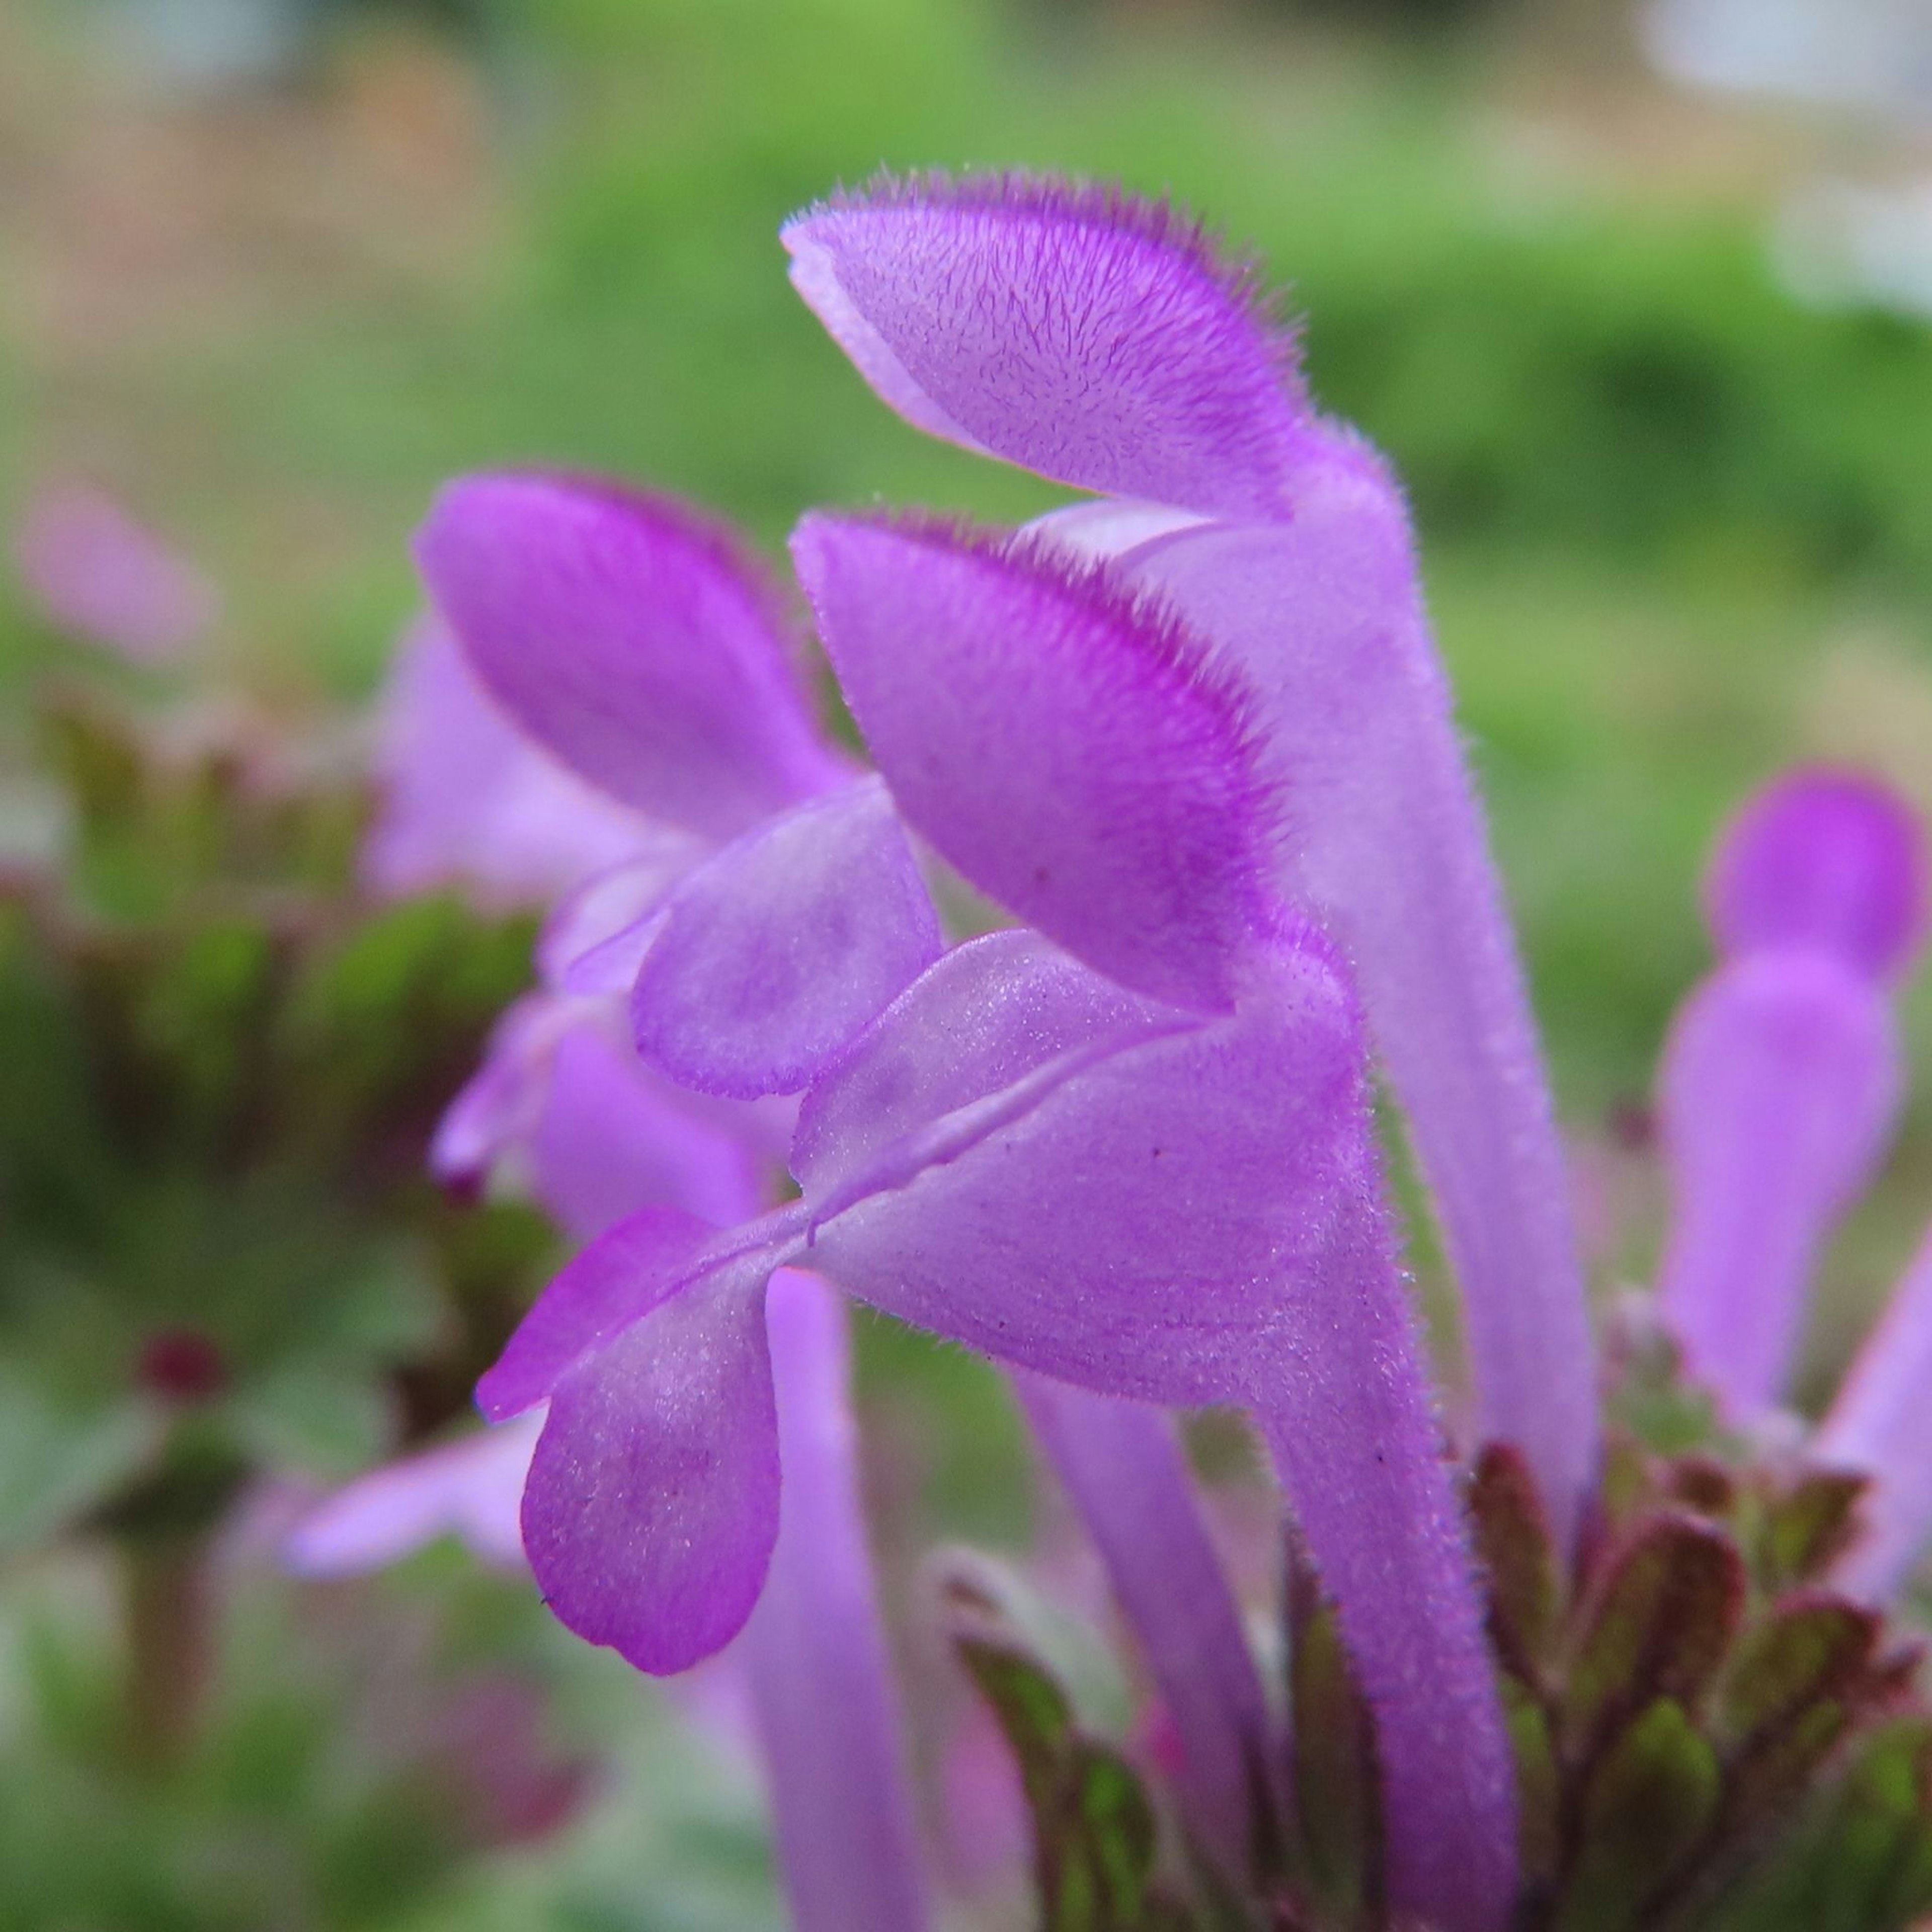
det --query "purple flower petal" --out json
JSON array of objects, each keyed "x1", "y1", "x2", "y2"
[
  {"x1": 12, "y1": 481, "x2": 218, "y2": 663},
  {"x1": 783, "y1": 173, "x2": 1312, "y2": 520},
  {"x1": 1014, "y1": 1376, "x2": 1277, "y2": 1870},
  {"x1": 431, "y1": 992, "x2": 589, "y2": 1192},
  {"x1": 1817, "y1": 1221, "x2": 1932, "y2": 1602},
  {"x1": 631, "y1": 777, "x2": 942, "y2": 1098},
  {"x1": 476, "y1": 1204, "x2": 718, "y2": 1422},
  {"x1": 744, "y1": 1270, "x2": 931, "y2": 1930},
  {"x1": 801, "y1": 932, "x2": 1514, "y2": 1926},
  {"x1": 363, "y1": 619, "x2": 647, "y2": 908},
  {"x1": 285, "y1": 1412, "x2": 542, "y2": 1577},
  {"x1": 416, "y1": 474, "x2": 838, "y2": 838},
  {"x1": 536, "y1": 835, "x2": 709, "y2": 993},
  {"x1": 529, "y1": 1027, "x2": 766, "y2": 1241},
  {"x1": 520, "y1": 1259, "x2": 780, "y2": 1673},
  {"x1": 1050, "y1": 442, "x2": 1597, "y2": 1539},
  {"x1": 1705, "y1": 767, "x2": 1927, "y2": 983},
  {"x1": 801, "y1": 932, "x2": 1360, "y2": 1404},
  {"x1": 1657, "y1": 950, "x2": 1901, "y2": 1422},
  {"x1": 791, "y1": 514, "x2": 1279, "y2": 1012},
  {"x1": 790, "y1": 929, "x2": 1190, "y2": 1211}
]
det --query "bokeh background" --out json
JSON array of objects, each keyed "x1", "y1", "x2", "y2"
[{"x1": 2, "y1": 0, "x2": 1930, "y2": 1924}]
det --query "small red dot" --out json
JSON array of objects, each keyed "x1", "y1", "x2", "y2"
[{"x1": 136, "y1": 1329, "x2": 229, "y2": 1404}]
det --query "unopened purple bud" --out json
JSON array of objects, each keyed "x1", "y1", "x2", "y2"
[{"x1": 1706, "y1": 768, "x2": 1926, "y2": 983}]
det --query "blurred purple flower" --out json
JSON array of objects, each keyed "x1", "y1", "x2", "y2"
[
  {"x1": 362, "y1": 616, "x2": 651, "y2": 909},
  {"x1": 1658, "y1": 770, "x2": 1925, "y2": 1422},
  {"x1": 11, "y1": 481, "x2": 218, "y2": 663}
]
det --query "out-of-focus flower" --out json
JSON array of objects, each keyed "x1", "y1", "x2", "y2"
[
  {"x1": 11, "y1": 481, "x2": 219, "y2": 663},
  {"x1": 1658, "y1": 770, "x2": 1925, "y2": 1422}
]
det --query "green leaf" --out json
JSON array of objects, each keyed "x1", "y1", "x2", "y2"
[
  {"x1": 1721, "y1": 1596, "x2": 1881, "y2": 1747},
  {"x1": 1563, "y1": 1511, "x2": 1744, "y2": 1757},
  {"x1": 948, "y1": 1573, "x2": 1188, "y2": 1931},
  {"x1": 1556, "y1": 1698, "x2": 1720, "y2": 1932},
  {"x1": 1286, "y1": 1549, "x2": 1381, "y2": 1927},
  {"x1": 1468, "y1": 1441, "x2": 1563, "y2": 1682},
  {"x1": 1757, "y1": 1471, "x2": 1872, "y2": 1593}
]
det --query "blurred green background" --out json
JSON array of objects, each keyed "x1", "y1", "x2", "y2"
[{"x1": 2, "y1": 0, "x2": 1930, "y2": 1921}]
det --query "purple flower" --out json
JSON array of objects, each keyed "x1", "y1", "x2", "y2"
[
  {"x1": 420, "y1": 463, "x2": 1515, "y2": 1924},
  {"x1": 1657, "y1": 769, "x2": 1924, "y2": 1422},
  {"x1": 11, "y1": 480, "x2": 218, "y2": 663},
  {"x1": 786, "y1": 172, "x2": 1598, "y2": 1548},
  {"x1": 362, "y1": 616, "x2": 651, "y2": 909},
  {"x1": 416, "y1": 477, "x2": 943, "y2": 1103}
]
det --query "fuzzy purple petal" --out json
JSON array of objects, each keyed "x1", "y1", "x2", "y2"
[
  {"x1": 430, "y1": 993, "x2": 587, "y2": 1192},
  {"x1": 1054, "y1": 440, "x2": 1597, "y2": 1538},
  {"x1": 790, "y1": 929, "x2": 1191, "y2": 1212},
  {"x1": 1705, "y1": 767, "x2": 1927, "y2": 983},
  {"x1": 802, "y1": 934, "x2": 1363, "y2": 1403},
  {"x1": 285, "y1": 1412, "x2": 542, "y2": 1577},
  {"x1": 416, "y1": 474, "x2": 837, "y2": 838},
  {"x1": 520, "y1": 1261, "x2": 780, "y2": 1673},
  {"x1": 783, "y1": 173, "x2": 1312, "y2": 520},
  {"x1": 744, "y1": 1271, "x2": 931, "y2": 1930},
  {"x1": 529, "y1": 1027, "x2": 766, "y2": 1241},
  {"x1": 791, "y1": 513, "x2": 1278, "y2": 1012},
  {"x1": 1817, "y1": 1222, "x2": 1932, "y2": 1602},
  {"x1": 631, "y1": 777, "x2": 942, "y2": 1098},
  {"x1": 364, "y1": 619, "x2": 646, "y2": 908},
  {"x1": 1014, "y1": 1376, "x2": 1277, "y2": 1870},
  {"x1": 536, "y1": 834, "x2": 709, "y2": 993},
  {"x1": 476, "y1": 1205, "x2": 717, "y2": 1422},
  {"x1": 1657, "y1": 951, "x2": 1901, "y2": 1420}
]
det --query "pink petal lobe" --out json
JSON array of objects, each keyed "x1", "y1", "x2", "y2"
[
  {"x1": 802, "y1": 934, "x2": 1361, "y2": 1403},
  {"x1": 286, "y1": 1412, "x2": 543, "y2": 1577},
  {"x1": 363, "y1": 619, "x2": 648, "y2": 908},
  {"x1": 631, "y1": 776, "x2": 942, "y2": 1098},
  {"x1": 791, "y1": 513, "x2": 1278, "y2": 1012},
  {"x1": 416, "y1": 474, "x2": 836, "y2": 838},
  {"x1": 783, "y1": 174, "x2": 1311, "y2": 519},
  {"x1": 790, "y1": 928, "x2": 1189, "y2": 1210},
  {"x1": 1705, "y1": 767, "x2": 1927, "y2": 983},
  {"x1": 1657, "y1": 950, "x2": 1901, "y2": 1421},
  {"x1": 521, "y1": 1263, "x2": 780, "y2": 1673},
  {"x1": 476, "y1": 1205, "x2": 717, "y2": 1422},
  {"x1": 1064, "y1": 443, "x2": 1597, "y2": 1539},
  {"x1": 529, "y1": 1027, "x2": 766, "y2": 1241},
  {"x1": 537, "y1": 835, "x2": 709, "y2": 993},
  {"x1": 430, "y1": 993, "x2": 586, "y2": 1192}
]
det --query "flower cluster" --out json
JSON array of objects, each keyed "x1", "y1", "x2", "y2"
[{"x1": 326, "y1": 172, "x2": 1932, "y2": 1932}]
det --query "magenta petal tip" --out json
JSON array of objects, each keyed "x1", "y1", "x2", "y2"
[
  {"x1": 415, "y1": 473, "x2": 834, "y2": 839},
  {"x1": 791, "y1": 512, "x2": 1279, "y2": 1012},
  {"x1": 783, "y1": 171, "x2": 1311, "y2": 519},
  {"x1": 1705, "y1": 767, "x2": 1927, "y2": 983}
]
